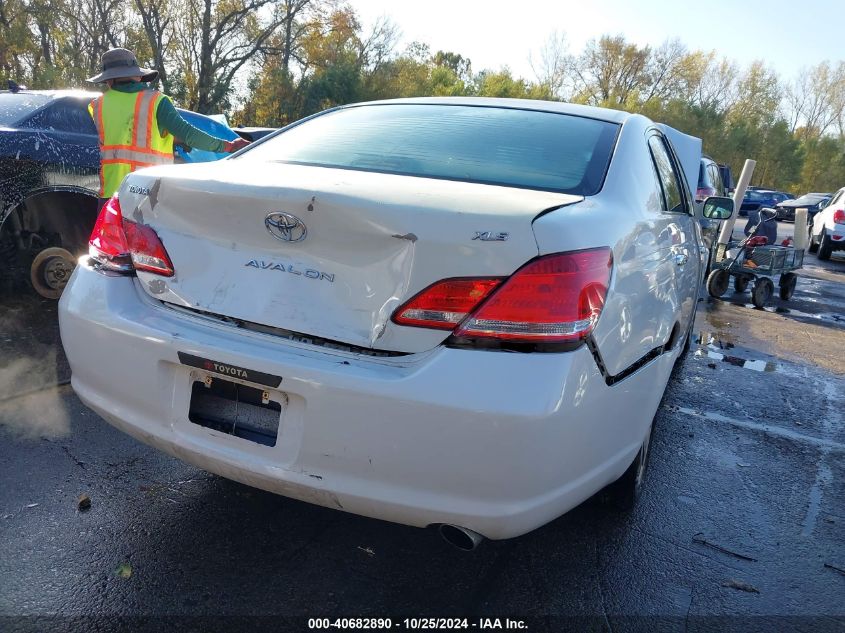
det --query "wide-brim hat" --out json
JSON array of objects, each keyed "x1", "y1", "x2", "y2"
[{"x1": 87, "y1": 48, "x2": 159, "y2": 83}]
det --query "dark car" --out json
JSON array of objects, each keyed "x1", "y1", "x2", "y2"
[
  {"x1": 739, "y1": 189, "x2": 794, "y2": 217},
  {"x1": 0, "y1": 88, "x2": 241, "y2": 298},
  {"x1": 696, "y1": 155, "x2": 730, "y2": 201},
  {"x1": 695, "y1": 156, "x2": 732, "y2": 274},
  {"x1": 774, "y1": 192, "x2": 832, "y2": 222},
  {"x1": 231, "y1": 126, "x2": 278, "y2": 142}
]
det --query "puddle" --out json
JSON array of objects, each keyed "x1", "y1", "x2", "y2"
[
  {"x1": 727, "y1": 302, "x2": 845, "y2": 324},
  {"x1": 773, "y1": 306, "x2": 845, "y2": 324},
  {"x1": 695, "y1": 331, "x2": 778, "y2": 372},
  {"x1": 802, "y1": 461, "x2": 833, "y2": 537}
]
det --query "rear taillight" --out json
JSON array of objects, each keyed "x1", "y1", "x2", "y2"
[
  {"x1": 392, "y1": 247, "x2": 613, "y2": 347},
  {"x1": 392, "y1": 279, "x2": 503, "y2": 329},
  {"x1": 455, "y1": 248, "x2": 612, "y2": 342},
  {"x1": 89, "y1": 194, "x2": 174, "y2": 277},
  {"x1": 833, "y1": 209, "x2": 845, "y2": 224},
  {"x1": 89, "y1": 195, "x2": 130, "y2": 268},
  {"x1": 696, "y1": 187, "x2": 716, "y2": 202}
]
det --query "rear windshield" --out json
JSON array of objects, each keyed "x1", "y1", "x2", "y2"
[
  {"x1": 0, "y1": 93, "x2": 51, "y2": 126},
  {"x1": 238, "y1": 104, "x2": 620, "y2": 195}
]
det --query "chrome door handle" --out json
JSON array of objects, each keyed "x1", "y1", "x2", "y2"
[{"x1": 674, "y1": 253, "x2": 688, "y2": 266}]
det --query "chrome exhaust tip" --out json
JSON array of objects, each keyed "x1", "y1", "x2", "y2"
[{"x1": 438, "y1": 524, "x2": 484, "y2": 551}]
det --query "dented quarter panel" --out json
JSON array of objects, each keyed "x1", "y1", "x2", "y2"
[{"x1": 533, "y1": 115, "x2": 701, "y2": 376}]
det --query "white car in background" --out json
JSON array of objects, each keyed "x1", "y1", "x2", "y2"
[
  {"x1": 58, "y1": 98, "x2": 732, "y2": 547},
  {"x1": 809, "y1": 187, "x2": 845, "y2": 260}
]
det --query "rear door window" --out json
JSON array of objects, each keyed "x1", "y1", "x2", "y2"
[
  {"x1": 239, "y1": 104, "x2": 620, "y2": 195},
  {"x1": 23, "y1": 99, "x2": 97, "y2": 134},
  {"x1": 648, "y1": 135, "x2": 687, "y2": 214},
  {"x1": 0, "y1": 93, "x2": 51, "y2": 126},
  {"x1": 708, "y1": 163, "x2": 723, "y2": 194}
]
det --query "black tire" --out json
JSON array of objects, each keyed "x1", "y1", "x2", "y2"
[
  {"x1": 779, "y1": 272, "x2": 798, "y2": 301},
  {"x1": 751, "y1": 277, "x2": 773, "y2": 309},
  {"x1": 679, "y1": 295, "x2": 698, "y2": 357},
  {"x1": 603, "y1": 420, "x2": 654, "y2": 511},
  {"x1": 734, "y1": 276, "x2": 749, "y2": 293},
  {"x1": 29, "y1": 247, "x2": 76, "y2": 299},
  {"x1": 817, "y1": 230, "x2": 833, "y2": 261},
  {"x1": 706, "y1": 269, "x2": 730, "y2": 298},
  {"x1": 806, "y1": 225, "x2": 816, "y2": 252}
]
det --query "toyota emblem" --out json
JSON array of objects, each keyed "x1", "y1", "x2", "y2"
[{"x1": 265, "y1": 212, "x2": 307, "y2": 243}]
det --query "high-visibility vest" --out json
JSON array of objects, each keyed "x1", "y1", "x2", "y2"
[{"x1": 89, "y1": 89, "x2": 175, "y2": 197}]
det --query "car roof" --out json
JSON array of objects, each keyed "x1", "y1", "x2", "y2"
[
  {"x1": 1, "y1": 88, "x2": 220, "y2": 121},
  {"x1": 347, "y1": 97, "x2": 633, "y2": 124},
  {"x1": 0, "y1": 89, "x2": 100, "y2": 100}
]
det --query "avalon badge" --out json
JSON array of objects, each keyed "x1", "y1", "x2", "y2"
[{"x1": 265, "y1": 212, "x2": 307, "y2": 243}]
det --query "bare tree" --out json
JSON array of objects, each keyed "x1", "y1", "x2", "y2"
[
  {"x1": 786, "y1": 61, "x2": 845, "y2": 139},
  {"x1": 134, "y1": 0, "x2": 172, "y2": 92},
  {"x1": 60, "y1": 0, "x2": 133, "y2": 76},
  {"x1": 572, "y1": 35, "x2": 650, "y2": 107},
  {"x1": 277, "y1": 0, "x2": 329, "y2": 73},
  {"x1": 641, "y1": 38, "x2": 687, "y2": 103},
  {"x1": 529, "y1": 30, "x2": 570, "y2": 100},
  {"x1": 695, "y1": 55, "x2": 739, "y2": 111},
  {"x1": 172, "y1": 0, "x2": 288, "y2": 113},
  {"x1": 358, "y1": 14, "x2": 398, "y2": 75}
]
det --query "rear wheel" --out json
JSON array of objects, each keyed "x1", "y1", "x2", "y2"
[
  {"x1": 751, "y1": 277, "x2": 773, "y2": 309},
  {"x1": 734, "y1": 276, "x2": 749, "y2": 293},
  {"x1": 678, "y1": 296, "x2": 698, "y2": 359},
  {"x1": 779, "y1": 272, "x2": 797, "y2": 301},
  {"x1": 603, "y1": 420, "x2": 654, "y2": 511},
  {"x1": 30, "y1": 247, "x2": 76, "y2": 299},
  {"x1": 817, "y1": 230, "x2": 833, "y2": 261},
  {"x1": 706, "y1": 269, "x2": 729, "y2": 298}
]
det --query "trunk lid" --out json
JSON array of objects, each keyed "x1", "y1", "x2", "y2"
[{"x1": 123, "y1": 161, "x2": 581, "y2": 354}]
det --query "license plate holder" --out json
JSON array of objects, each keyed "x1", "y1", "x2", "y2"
[{"x1": 188, "y1": 376, "x2": 282, "y2": 447}]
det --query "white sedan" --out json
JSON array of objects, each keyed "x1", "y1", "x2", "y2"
[
  {"x1": 809, "y1": 186, "x2": 845, "y2": 260},
  {"x1": 59, "y1": 98, "x2": 731, "y2": 547}
]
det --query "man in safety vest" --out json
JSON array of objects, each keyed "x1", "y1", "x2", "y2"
[{"x1": 87, "y1": 47, "x2": 250, "y2": 205}]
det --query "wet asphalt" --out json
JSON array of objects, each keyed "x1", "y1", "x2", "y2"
[{"x1": 0, "y1": 224, "x2": 843, "y2": 632}]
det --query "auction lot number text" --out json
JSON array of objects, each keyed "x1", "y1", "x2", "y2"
[{"x1": 308, "y1": 618, "x2": 527, "y2": 630}]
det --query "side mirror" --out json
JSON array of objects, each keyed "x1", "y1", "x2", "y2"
[{"x1": 702, "y1": 196, "x2": 734, "y2": 220}]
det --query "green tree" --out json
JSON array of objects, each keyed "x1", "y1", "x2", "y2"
[
  {"x1": 0, "y1": 0, "x2": 39, "y2": 83},
  {"x1": 798, "y1": 136, "x2": 845, "y2": 193},
  {"x1": 571, "y1": 35, "x2": 650, "y2": 108},
  {"x1": 474, "y1": 68, "x2": 549, "y2": 99}
]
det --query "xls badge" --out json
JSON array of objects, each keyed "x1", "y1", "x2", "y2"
[{"x1": 472, "y1": 231, "x2": 509, "y2": 242}]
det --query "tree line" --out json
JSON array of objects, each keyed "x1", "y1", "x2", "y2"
[{"x1": 2, "y1": 0, "x2": 843, "y2": 194}]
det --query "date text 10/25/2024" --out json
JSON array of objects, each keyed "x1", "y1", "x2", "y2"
[{"x1": 307, "y1": 618, "x2": 528, "y2": 630}]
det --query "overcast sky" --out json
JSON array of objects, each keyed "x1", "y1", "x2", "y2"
[{"x1": 351, "y1": 0, "x2": 844, "y2": 82}]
